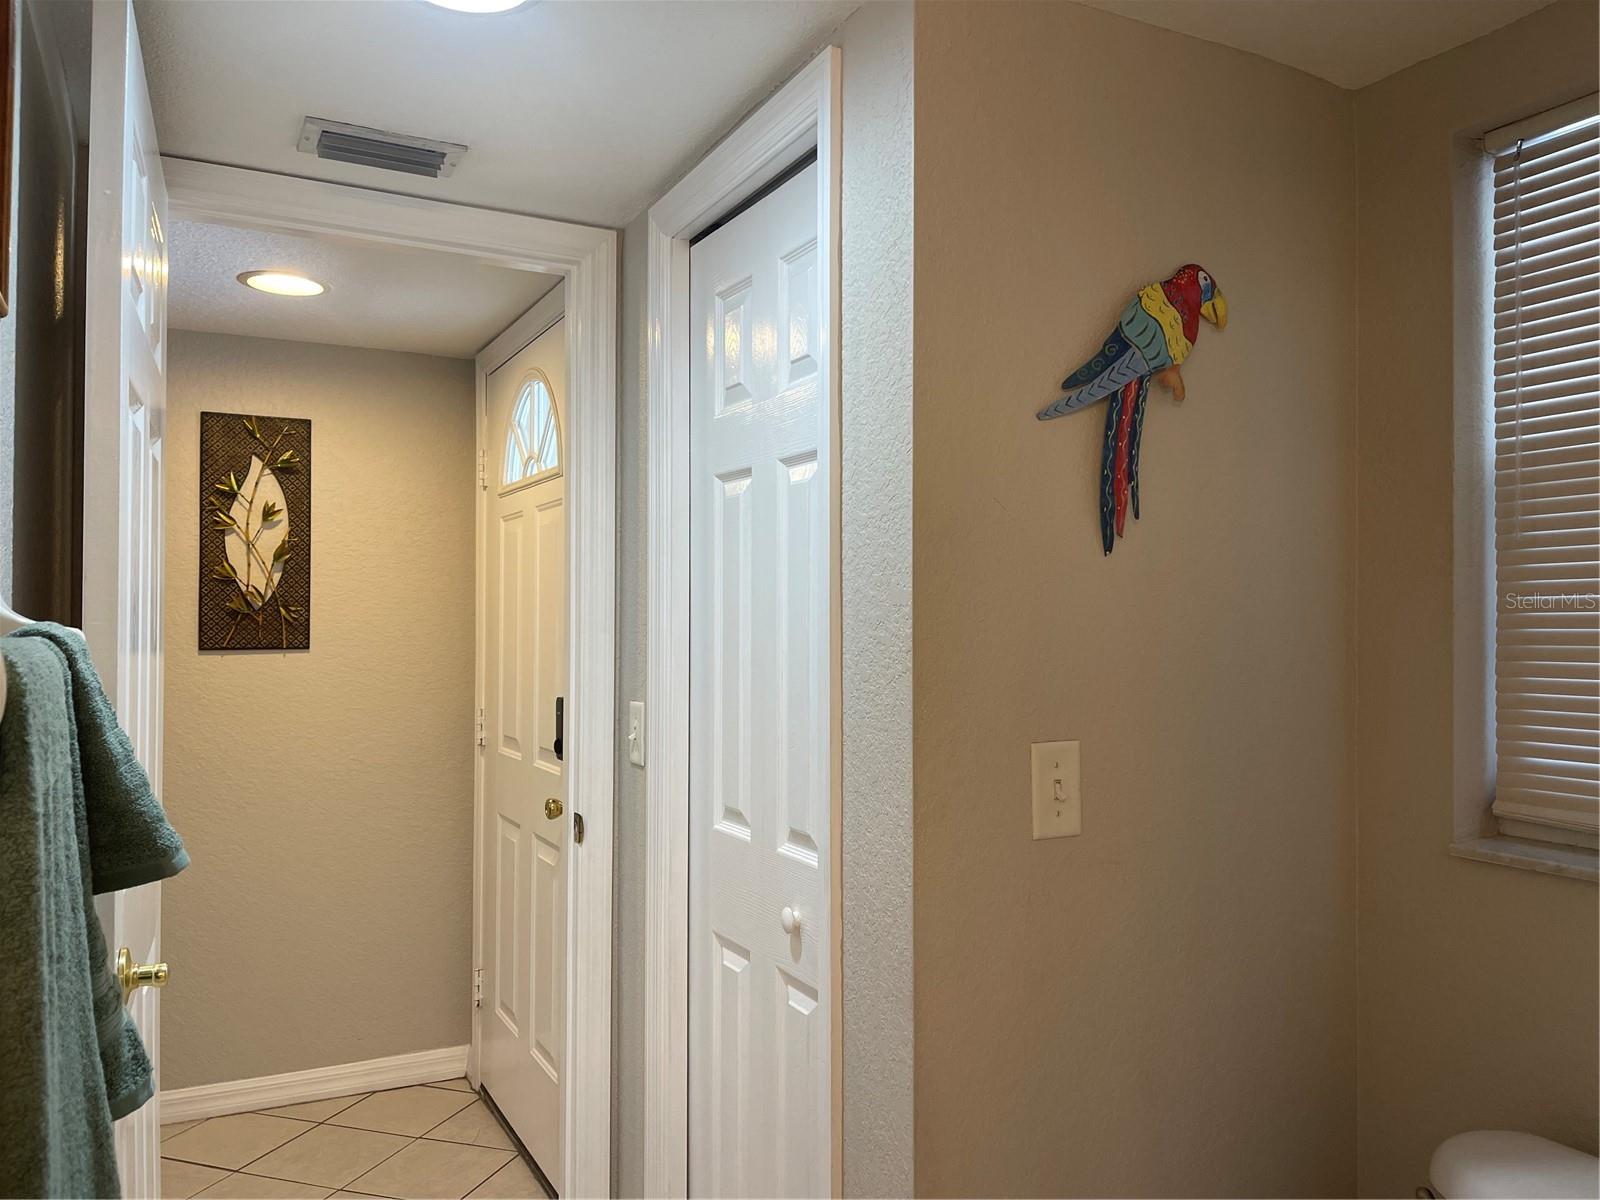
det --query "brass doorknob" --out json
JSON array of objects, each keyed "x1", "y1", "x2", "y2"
[
  {"x1": 116, "y1": 947, "x2": 169, "y2": 1004},
  {"x1": 545, "y1": 796, "x2": 564, "y2": 820}
]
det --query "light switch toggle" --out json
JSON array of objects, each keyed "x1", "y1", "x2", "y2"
[
  {"x1": 1031, "y1": 740, "x2": 1081, "y2": 840},
  {"x1": 627, "y1": 701, "x2": 645, "y2": 767}
]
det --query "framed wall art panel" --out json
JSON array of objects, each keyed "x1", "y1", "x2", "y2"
[{"x1": 198, "y1": 411, "x2": 311, "y2": 650}]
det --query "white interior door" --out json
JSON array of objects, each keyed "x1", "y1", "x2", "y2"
[
  {"x1": 481, "y1": 317, "x2": 568, "y2": 1191},
  {"x1": 688, "y1": 161, "x2": 829, "y2": 1199},
  {"x1": 83, "y1": 1, "x2": 168, "y2": 1195}
]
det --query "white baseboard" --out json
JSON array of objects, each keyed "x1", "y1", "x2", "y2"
[{"x1": 159, "y1": 1045, "x2": 471, "y2": 1123}]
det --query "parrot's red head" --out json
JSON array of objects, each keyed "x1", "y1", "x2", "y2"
[{"x1": 1168, "y1": 264, "x2": 1228, "y2": 331}]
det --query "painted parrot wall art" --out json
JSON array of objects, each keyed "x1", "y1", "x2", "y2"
[{"x1": 1038, "y1": 264, "x2": 1229, "y2": 554}]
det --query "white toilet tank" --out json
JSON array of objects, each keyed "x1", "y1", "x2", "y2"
[{"x1": 1429, "y1": 1131, "x2": 1600, "y2": 1199}]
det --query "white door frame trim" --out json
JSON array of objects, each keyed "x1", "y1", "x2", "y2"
[
  {"x1": 164, "y1": 160, "x2": 617, "y2": 1200},
  {"x1": 642, "y1": 46, "x2": 843, "y2": 1198}
]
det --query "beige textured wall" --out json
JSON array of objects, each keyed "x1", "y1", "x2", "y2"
[
  {"x1": 1354, "y1": 4, "x2": 1600, "y2": 1195},
  {"x1": 162, "y1": 331, "x2": 476, "y2": 1089},
  {"x1": 837, "y1": 3, "x2": 915, "y2": 1195},
  {"x1": 913, "y1": 4, "x2": 1359, "y2": 1195}
]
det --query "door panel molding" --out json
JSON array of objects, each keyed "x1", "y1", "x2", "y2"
[
  {"x1": 164, "y1": 161, "x2": 617, "y2": 1199},
  {"x1": 644, "y1": 46, "x2": 842, "y2": 1199}
]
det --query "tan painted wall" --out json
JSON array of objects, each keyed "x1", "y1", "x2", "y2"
[
  {"x1": 162, "y1": 331, "x2": 477, "y2": 1089},
  {"x1": 912, "y1": 4, "x2": 1360, "y2": 1195},
  {"x1": 1354, "y1": 4, "x2": 1600, "y2": 1194}
]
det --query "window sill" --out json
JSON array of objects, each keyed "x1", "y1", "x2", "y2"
[{"x1": 1449, "y1": 835, "x2": 1598, "y2": 882}]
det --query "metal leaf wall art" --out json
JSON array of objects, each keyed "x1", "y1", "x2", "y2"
[{"x1": 199, "y1": 413, "x2": 312, "y2": 650}]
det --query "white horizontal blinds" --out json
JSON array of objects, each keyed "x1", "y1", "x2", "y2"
[{"x1": 1491, "y1": 95, "x2": 1600, "y2": 838}]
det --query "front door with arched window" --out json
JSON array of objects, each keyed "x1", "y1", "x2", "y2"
[{"x1": 480, "y1": 314, "x2": 567, "y2": 1190}]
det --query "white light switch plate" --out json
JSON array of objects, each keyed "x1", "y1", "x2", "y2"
[
  {"x1": 627, "y1": 701, "x2": 645, "y2": 766},
  {"x1": 1031, "y1": 740, "x2": 1081, "y2": 839}
]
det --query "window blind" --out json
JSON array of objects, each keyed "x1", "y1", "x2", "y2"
[{"x1": 1489, "y1": 94, "x2": 1600, "y2": 842}]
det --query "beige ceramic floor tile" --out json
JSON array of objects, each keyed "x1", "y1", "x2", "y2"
[
  {"x1": 161, "y1": 1158, "x2": 230, "y2": 1198},
  {"x1": 348, "y1": 1139, "x2": 514, "y2": 1200},
  {"x1": 421, "y1": 1101, "x2": 514, "y2": 1150},
  {"x1": 330, "y1": 1086, "x2": 475, "y2": 1137},
  {"x1": 464, "y1": 1157, "x2": 547, "y2": 1200},
  {"x1": 240, "y1": 1124, "x2": 411, "y2": 1189},
  {"x1": 194, "y1": 1172, "x2": 336, "y2": 1198},
  {"x1": 426, "y1": 1078, "x2": 475, "y2": 1093},
  {"x1": 163, "y1": 1119, "x2": 206, "y2": 1142},
  {"x1": 162, "y1": 1113, "x2": 315, "y2": 1170},
  {"x1": 260, "y1": 1094, "x2": 369, "y2": 1122}
]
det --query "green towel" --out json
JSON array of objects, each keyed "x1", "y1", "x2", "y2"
[{"x1": 0, "y1": 624, "x2": 189, "y2": 1199}]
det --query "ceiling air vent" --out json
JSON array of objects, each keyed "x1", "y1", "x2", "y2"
[{"x1": 297, "y1": 117, "x2": 468, "y2": 179}]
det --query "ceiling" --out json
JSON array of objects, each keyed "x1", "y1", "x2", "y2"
[
  {"x1": 169, "y1": 219, "x2": 560, "y2": 358},
  {"x1": 1080, "y1": 0, "x2": 1555, "y2": 89},
  {"x1": 134, "y1": 0, "x2": 858, "y2": 229}
]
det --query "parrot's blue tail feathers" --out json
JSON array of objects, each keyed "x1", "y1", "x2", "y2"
[{"x1": 1099, "y1": 388, "x2": 1122, "y2": 556}]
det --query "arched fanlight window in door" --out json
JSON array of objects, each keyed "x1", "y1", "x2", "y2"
[{"x1": 502, "y1": 372, "x2": 561, "y2": 490}]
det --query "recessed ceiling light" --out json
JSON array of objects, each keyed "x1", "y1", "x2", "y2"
[
  {"x1": 423, "y1": 0, "x2": 529, "y2": 12},
  {"x1": 238, "y1": 270, "x2": 325, "y2": 298}
]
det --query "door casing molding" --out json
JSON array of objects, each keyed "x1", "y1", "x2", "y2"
[
  {"x1": 642, "y1": 46, "x2": 843, "y2": 1198},
  {"x1": 165, "y1": 160, "x2": 617, "y2": 1200}
]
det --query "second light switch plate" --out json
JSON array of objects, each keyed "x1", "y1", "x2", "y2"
[{"x1": 1031, "y1": 740, "x2": 1081, "y2": 839}]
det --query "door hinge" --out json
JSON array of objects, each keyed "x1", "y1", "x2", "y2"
[
  {"x1": 474, "y1": 707, "x2": 486, "y2": 747},
  {"x1": 473, "y1": 968, "x2": 483, "y2": 1007},
  {"x1": 477, "y1": 448, "x2": 488, "y2": 490}
]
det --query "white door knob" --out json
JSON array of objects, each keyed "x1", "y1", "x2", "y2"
[{"x1": 781, "y1": 906, "x2": 802, "y2": 935}]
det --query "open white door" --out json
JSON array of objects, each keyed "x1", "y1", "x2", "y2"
[
  {"x1": 84, "y1": 2, "x2": 169, "y2": 1195},
  {"x1": 480, "y1": 310, "x2": 568, "y2": 1192}
]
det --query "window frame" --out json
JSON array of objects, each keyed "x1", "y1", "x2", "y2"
[{"x1": 1449, "y1": 93, "x2": 1600, "y2": 881}]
